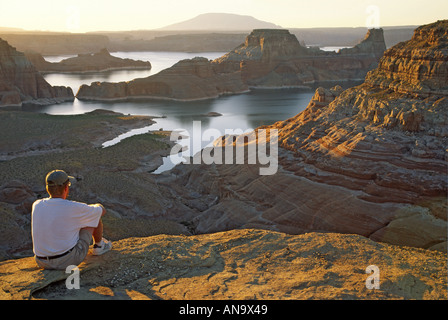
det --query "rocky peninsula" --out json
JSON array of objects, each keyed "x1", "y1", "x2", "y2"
[
  {"x1": 77, "y1": 56, "x2": 248, "y2": 101},
  {"x1": 25, "y1": 49, "x2": 151, "y2": 74},
  {"x1": 76, "y1": 28, "x2": 386, "y2": 101},
  {"x1": 0, "y1": 38, "x2": 74, "y2": 107}
]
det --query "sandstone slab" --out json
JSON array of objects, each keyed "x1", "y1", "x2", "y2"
[{"x1": 0, "y1": 229, "x2": 446, "y2": 300}]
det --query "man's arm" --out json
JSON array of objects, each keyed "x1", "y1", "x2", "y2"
[{"x1": 95, "y1": 203, "x2": 107, "y2": 216}]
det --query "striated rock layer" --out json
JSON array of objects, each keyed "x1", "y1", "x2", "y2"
[
  {"x1": 0, "y1": 38, "x2": 74, "y2": 107},
  {"x1": 215, "y1": 28, "x2": 386, "y2": 88},
  {"x1": 365, "y1": 20, "x2": 448, "y2": 97},
  {"x1": 76, "y1": 28, "x2": 386, "y2": 101},
  {"x1": 153, "y1": 21, "x2": 447, "y2": 252}
]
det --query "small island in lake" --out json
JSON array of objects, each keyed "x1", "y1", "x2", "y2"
[{"x1": 25, "y1": 48, "x2": 151, "y2": 74}]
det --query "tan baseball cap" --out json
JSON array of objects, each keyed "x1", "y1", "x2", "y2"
[{"x1": 45, "y1": 170, "x2": 76, "y2": 187}]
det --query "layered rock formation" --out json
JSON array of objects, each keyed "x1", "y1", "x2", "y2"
[
  {"x1": 365, "y1": 21, "x2": 448, "y2": 97},
  {"x1": 215, "y1": 28, "x2": 386, "y2": 87},
  {"x1": 152, "y1": 20, "x2": 447, "y2": 252},
  {"x1": 25, "y1": 49, "x2": 151, "y2": 73},
  {"x1": 0, "y1": 38, "x2": 73, "y2": 107},
  {"x1": 77, "y1": 57, "x2": 248, "y2": 101},
  {"x1": 76, "y1": 28, "x2": 385, "y2": 101}
]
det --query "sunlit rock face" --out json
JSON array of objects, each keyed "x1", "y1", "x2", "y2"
[
  {"x1": 365, "y1": 20, "x2": 448, "y2": 97},
  {"x1": 264, "y1": 21, "x2": 447, "y2": 251}
]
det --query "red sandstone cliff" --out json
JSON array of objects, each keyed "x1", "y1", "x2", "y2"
[{"x1": 0, "y1": 38, "x2": 73, "y2": 107}]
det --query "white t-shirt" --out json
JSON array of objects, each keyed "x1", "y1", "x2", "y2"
[{"x1": 31, "y1": 198, "x2": 103, "y2": 257}]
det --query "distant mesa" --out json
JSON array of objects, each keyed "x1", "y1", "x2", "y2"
[
  {"x1": 216, "y1": 28, "x2": 386, "y2": 88},
  {"x1": 0, "y1": 33, "x2": 110, "y2": 56},
  {"x1": 159, "y1": 13, "x2": 282, "y2": 31},
  {"x1": 25, "y1": 48, "x2": 151, "y2": 73}
]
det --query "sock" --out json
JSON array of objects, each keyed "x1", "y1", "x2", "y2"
[{"x1": 94, "y1": 239, "x2": 104, "y2": 247}]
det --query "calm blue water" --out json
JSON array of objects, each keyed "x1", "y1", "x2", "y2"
[{"x1": 39, "y1": 51, "x2": 315, "y2": 172}]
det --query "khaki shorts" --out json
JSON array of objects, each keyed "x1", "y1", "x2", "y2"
[{"x1": 35, "y1": 229, "x2": 92, "y2": 270}]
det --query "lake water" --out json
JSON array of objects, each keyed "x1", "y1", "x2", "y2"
[{"x1": 39, "y1": 51, "x2": 316, "y2": 172}]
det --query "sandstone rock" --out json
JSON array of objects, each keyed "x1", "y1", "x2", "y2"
[
  {"x1": 0, "y1": 229, "x2": 446, "y2": 300},
  {"x1": 310, "y1": 85, "x2": 344, "y2": 105},
  {"x1": 216, "y1": 28, "x2": 386, "y2": 88},
  {"x1": 153, "y1": 21, "x2": 447, "y2": 253},
  {"x1": 0, "y1": 202, "x2": 32, "y2": 261},
  {"x1": 0, "y1": 82, "x2": 22, "y2": 106},
  {"x1": 0, "y1": 38, "x2": 74, "y2": 107},
  {"x1": 77, "y1": 57, "x2": 249, "y2": 101},
  {"x1": 25, "y1": 49, "x2": 151, "y2": 73},
  {"x1": 365, "y1": 20, "x2": 448, "y2": 97},
  {"x1": 339, "y1": 28, "x2": 386, "y2": 59},
  {"x1": 76, "y1": 28, "x2": 386, "y2": 101},
  {"x1": 0, "y1": 180, "x2": 35, "y2": 205}
]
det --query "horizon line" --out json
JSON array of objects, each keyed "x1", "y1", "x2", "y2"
[{"x1": 0, "y1": 23, "x2": 422, "y2": 35}]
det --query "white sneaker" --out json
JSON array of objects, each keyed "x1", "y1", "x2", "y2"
[{"x1": 92, "y1": 238, "x2": 112, "y2": 256}]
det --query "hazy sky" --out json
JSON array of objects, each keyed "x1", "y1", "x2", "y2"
[{"x1": 1, "y1": 0, "x2": 446, "y2": 32}]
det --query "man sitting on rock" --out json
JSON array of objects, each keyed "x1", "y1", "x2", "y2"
[{"x1": 31, "y1": 170, "x2": 112, "y2": 270}]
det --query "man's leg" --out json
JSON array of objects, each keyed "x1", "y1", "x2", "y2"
[
  {"x1": 92, "y1": 218, "x2": 103, "y2": 244},
  {"x1": 84, "y1": 218, "x2": 112, "y2": 255},
  {"x1": 81, "y1": 218, "x2": 103, "y2": 244}
]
